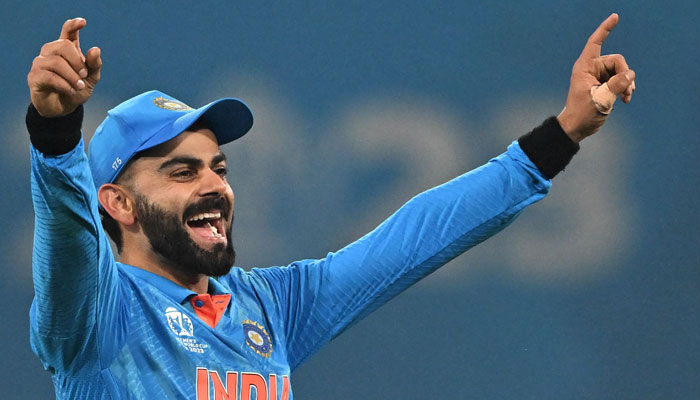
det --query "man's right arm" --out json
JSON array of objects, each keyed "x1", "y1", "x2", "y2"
[{"x1": 26, "y1": 18, "x2": 121, "y2": 375}]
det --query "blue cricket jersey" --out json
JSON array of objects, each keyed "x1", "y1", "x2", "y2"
[{"x1": 30, "y1": 137, "x2": 551, "y2": 399}]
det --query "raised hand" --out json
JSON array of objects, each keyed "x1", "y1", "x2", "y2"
[
  {"x1": 557, "y1": 13, "x2": 636, "y2": 142},
  {"x1": 27, "y1": 18, "x2": 102, "y2": 117}
]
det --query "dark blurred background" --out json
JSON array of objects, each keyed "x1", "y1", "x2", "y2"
[{"x1": 2, "y1": 1, "x2": 698, "y2": 398}]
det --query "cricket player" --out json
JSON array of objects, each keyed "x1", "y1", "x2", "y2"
[{"x1": 26, "y1": 14, "x2": 635, "y2": 399}]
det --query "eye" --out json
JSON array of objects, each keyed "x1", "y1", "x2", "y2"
[
  {"x1": 214, "y1": 166, "x2": 228, "y2": 177},
  {"x1": 172, "y1": 169, "x2": 196, "y2": 179}
]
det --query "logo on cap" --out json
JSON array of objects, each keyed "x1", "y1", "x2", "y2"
[{"x1": 153, "y1": 96, "x2": 194, "y2": 111}]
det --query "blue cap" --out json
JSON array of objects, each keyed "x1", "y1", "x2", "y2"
[{"x1": 87, "y1": 90, "x2": 253, "y2": 191}]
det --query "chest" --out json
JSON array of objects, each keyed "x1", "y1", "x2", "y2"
[{"x1": 110, "y1": 288, "x2": 292, "y2": 399}]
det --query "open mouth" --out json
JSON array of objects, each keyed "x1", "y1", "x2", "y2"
[{"x1": 185, "y1": 211, "x2": 227, "y2": 245}]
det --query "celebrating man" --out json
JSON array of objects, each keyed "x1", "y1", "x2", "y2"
[{"x1": 27, "y1": 15, "x2": 634, "y2": 399}]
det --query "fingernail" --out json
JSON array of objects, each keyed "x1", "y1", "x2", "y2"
[
  {"x1": 79, "y1": 68, "x2": 88, "y2": 78},
  {"x1": 77, "y1": 79, "x2": 85, "y2": 89},
  {"x1": 70, "y1": 88, "x2": 76, "y2": 94},
  {"x1": 631, "y1": 80, "x2": 636, "y2": 91},
  {"x1": 625, "y1": 71, "x2": 633, "y2": 81}
]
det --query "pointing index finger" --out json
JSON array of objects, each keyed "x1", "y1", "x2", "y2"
[
  {"x1": 580, "y1": 13, "x2": 619, "y2": 60},
  {"x1": 59, "y1": 18, "x2": 86, "y2": 49}
]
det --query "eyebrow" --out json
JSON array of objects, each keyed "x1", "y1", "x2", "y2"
[
  {"x1": 211, "y1": 152, "x2": 227, "y2": 166},
  {"x1": 158, "y1": 152, "x2": 227, "y2": 171}
]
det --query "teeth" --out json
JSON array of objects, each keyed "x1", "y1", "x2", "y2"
[
  {"x1": 206, "y1": 222, "x2": 223, "y2": 238},
  {"x1": 187, "y1": 212, "x2": 225, "y2": 240},
  {"x1": 188, "y1": 212, "x2": 222, "y2": 222}
]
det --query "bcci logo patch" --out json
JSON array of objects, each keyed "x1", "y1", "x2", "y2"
[
  {"x1": 153, "y1": 96, "x2": 194, "y2": 111},
  {"x1": 242, "y1": 320, "x2": 273, "y2": 358}
]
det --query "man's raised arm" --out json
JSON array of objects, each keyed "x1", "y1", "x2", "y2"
[
  {"x1": 26, "y1": 18, "x2": 117, "y2": 375},
  {"x1": 254, "y1": 14, "x2": 636, "y2": 369}
]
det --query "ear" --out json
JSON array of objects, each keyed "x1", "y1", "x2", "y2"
[{"x1": 97, "y1": 184, "x2": 136, "y2": 226}]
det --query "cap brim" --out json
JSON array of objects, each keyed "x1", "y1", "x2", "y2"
[{"x1": 137, "y1": 97, "x2": 253, "y2": 152}]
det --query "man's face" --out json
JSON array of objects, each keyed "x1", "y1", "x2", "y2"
[{"x1": 126, "y1": 128, "x2": 236, "y2": 278}]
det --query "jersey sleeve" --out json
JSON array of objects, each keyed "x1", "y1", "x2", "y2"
[
  {"x1": 256, "y1": 141, "x2": 552, "y2": 370},
  {"x1": 29, "y1": 138, "x2": 125, "y2": 375}
]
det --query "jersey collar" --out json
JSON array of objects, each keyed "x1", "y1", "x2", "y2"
[{"x1": 118, "y1": 263, "x2": 231, "y2": 305}]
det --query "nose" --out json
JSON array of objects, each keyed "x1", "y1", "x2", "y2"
[{"x1": 198, "y1": 167, "x2": 229, "y2": 197}]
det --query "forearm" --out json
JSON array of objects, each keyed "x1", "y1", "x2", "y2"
[
  {"x1": 28, "y1": 103, "x2": 115, "y2": 348},
  {"x1": 30, "y1": 141, "x2": 103, "y2": 335}
]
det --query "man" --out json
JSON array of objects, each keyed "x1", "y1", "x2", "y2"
[{"x1": 27, "y1": 15, "x2": 635, "y2": 399}]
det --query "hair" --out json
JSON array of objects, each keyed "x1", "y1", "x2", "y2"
[{"x1": 98, "y1": 116, "x2": 211, "y2": 253}]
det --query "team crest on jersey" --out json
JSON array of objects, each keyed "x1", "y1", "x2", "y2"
[
  {"x1": 242, "y1": 320, "x2": 273, "y2": 358},
  {"x1": 153, "y1": 96, "x2": 194, "y2": 111},
  {"x1": 165, "y1": 307, "x2": 208, "y2": 354}
]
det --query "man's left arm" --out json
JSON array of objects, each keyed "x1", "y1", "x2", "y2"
[
  {"x1": 254, "y1": 13, "x2": 635, "y2": 370},
  {"x1": 259, "y1": 121, "x2": 564, "y2": 370}
]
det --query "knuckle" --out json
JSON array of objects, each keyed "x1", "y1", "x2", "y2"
[
  {"x1": 40, "y1": 42, "x2": 53, "y2": 53},
  {"x1": 41, "y1": 40, "x2": 72, "y2": 55},
  {"x1": 614, "y1": 54, "x2": 628, "y2": 64},
  {"x1": 27, "y1": 68, "x2": 38, "y2": 83},
  {"x1": 40, "y1": 56, "x2": 61, "y2": 72},
  {"x1": 55, "y1": 39, "x2": 71, "y2": 49}
]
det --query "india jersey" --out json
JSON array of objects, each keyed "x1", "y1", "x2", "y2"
[{"x1": 30, "y1": 138, "x2": 551, "y2": 399}]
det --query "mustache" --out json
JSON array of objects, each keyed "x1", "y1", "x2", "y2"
[{"x1": 182, "y1": 196, "x2": 231, "y2": 222}]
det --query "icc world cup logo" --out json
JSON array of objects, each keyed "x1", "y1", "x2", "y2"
[{"x1": 165, "y1": 307, "x2": 194, "y2": 337}]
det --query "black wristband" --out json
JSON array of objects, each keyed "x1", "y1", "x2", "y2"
[
  {"x1": 517, "y1": 116, "x2": 580, "y2": 179},
  {"x1": 26, "y1": 103, "x2": 83, "y2": 156}
]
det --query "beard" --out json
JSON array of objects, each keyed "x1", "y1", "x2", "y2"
[{"x1": 134, "y1": 194, "x2": 235, "y2": 280}]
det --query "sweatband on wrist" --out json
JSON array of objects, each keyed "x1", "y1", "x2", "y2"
[
  {"x1": 26, "y1": 103, "x2": 83, "y2": 156},
  {"x1": 517, "y1": 116, "x2": 580, "y2": 179}
]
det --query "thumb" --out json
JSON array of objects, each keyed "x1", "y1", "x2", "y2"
[
  {"x1": 85, "y1": 47, "x2": 102, "y2": 87},
  {"x1": 607, "y1": 69, "x2": 636, "y2": 95}
]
